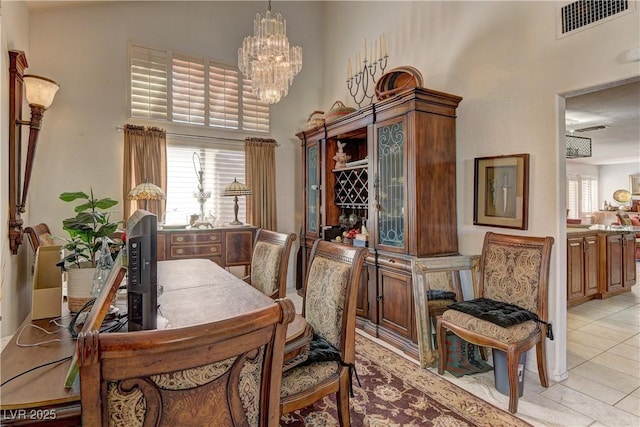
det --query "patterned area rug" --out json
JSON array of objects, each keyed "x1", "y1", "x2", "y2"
[{"x1": 280, "y1": 333, "x2": 531, "y2": 427}]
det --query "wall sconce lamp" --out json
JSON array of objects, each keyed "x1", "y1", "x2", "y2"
[{"x1": 9, "y1": 50, "x2": 59, "y2": 254}]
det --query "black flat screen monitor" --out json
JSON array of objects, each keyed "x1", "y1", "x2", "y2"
[{"x1": 126, "y1": 209, "x2": 157, "y2": 331}]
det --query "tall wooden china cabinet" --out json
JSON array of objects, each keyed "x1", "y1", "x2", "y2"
[{"x1": 298, "y1": 87, "x2": 462, "y2": 357}]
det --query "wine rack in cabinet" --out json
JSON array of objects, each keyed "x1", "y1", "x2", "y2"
[{"x1": 334, "y1": 165, "x2": 369, "y2": 208}]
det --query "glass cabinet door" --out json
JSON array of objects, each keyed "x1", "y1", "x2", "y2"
[
  {"x1": 376, "y1": 120, "x2": 405, "y2": 250},
  {"x1": 306, "y1": 142, "x2": 320, "y2": 236}
]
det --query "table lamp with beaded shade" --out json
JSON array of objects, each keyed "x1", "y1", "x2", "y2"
[
  {"x1": 223, "y1": 178, "x2": 251, "y2": 225},
  {"x1": 128, "y1": 182, "x2": 166, "y2": 211}
]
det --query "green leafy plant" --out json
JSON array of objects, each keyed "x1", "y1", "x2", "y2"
[{"x1": 57, "y1": 189, "x2": 121, "y2": 270}]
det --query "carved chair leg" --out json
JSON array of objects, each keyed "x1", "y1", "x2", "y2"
[
  {"x1": 336, "y1": 369, "x2": 351, "y2": 427},
  {"x1": 479, "y1": 346, "x2": 488, "y2": 361},
  {"x1": 507, "y1": 349, "x2": 520, "y2": 414},
  {"x1": 436, "y1": 320, "x2": 447, "y2": 375},
  {"x1": 536, "y1": 338, "x2": 549, "y2": 387}
]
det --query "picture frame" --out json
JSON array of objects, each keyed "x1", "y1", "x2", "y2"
[
  {"x1": 474, "y1": 153, "x2": 529, "y2": 230},
  {"x1": 630, "y1": 174, "x2": 640, "y2": 195}
]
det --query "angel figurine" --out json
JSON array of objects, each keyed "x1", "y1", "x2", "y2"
[{"x1": 333, "y1": 141, "x2": 351, "y2": 169}]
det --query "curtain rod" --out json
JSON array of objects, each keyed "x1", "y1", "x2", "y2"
[{"x1": 115, "y1": 126, "x2": 247, "y2": 143}]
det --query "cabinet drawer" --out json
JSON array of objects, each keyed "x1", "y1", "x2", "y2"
[
  {"x1": 377, "y1": 254, "x2": 411, "y2": 272},
  {"x1": 171, "y1": 232, "x2": 221, "y2": 245},
  {"x1": 170, "y1": 244, "x2": 222, "y2": 258}
]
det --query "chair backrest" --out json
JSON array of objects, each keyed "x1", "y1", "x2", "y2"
[
  {"x1": 24, "y1": 223, "x2": 55, "y2": 253},
  {"x1": 78, "y1": 298, "x2": 295, "y2": 427},
  {"x1": 617, "y1": 212, "x2": 633, "y2": 226},
  {"x1": 478, "y1": 232, "x2": 554, "y2": 319},
  {"x1": 250, "y1": 229, "x2": 297, "y2": 299},
  {"x1": 302, "y1": 240, "x2": 367, "y2": 365}
]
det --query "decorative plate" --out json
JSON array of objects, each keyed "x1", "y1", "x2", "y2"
[{"x1": 613, "y1": 189, "x2": 631, "y2": 203}]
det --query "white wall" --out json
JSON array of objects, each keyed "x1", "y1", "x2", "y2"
[
  {"x1": 600, "y1": 162, "x2": 640, "y2": 207},
  {"x1": 320, "y1": 1, "x2": 638, "y2": 381}
]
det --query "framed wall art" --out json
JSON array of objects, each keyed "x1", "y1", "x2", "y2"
[
  {"x1": 474, "y1": 153, "x2": 529, "y2": 230},
  {"x1": 630, "y1": 174, "x2": 640, "y2": 195}
]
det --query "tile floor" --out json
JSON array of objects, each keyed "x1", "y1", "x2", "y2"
[{"x1": 287, "y1": 263, "x2": 640, "y2": 427}]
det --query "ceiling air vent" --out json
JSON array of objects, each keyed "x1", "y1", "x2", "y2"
[{"x1": 557, "y1": 0, "x2": 634, "y2": 38}]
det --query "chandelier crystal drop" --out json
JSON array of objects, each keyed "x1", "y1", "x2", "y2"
[{"x1": 238, "y1": 1, "x2": 302, "y2": 104}]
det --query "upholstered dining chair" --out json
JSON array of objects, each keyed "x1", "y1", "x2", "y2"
[
  {"x1": 24, "y1": 223, "x2": 56, "y2": 253},
  {"x1": 78, "y1": 298, "x2": 295, "y2": 427},
  {"x1": 411, "y1": 255, "x2": 480, "y2": 368},
  {"x1": 436, "y1": 232, "x2": 554, "y2": 414},
  {"x1": 24, "y1": 223, "x2": 56, "y2": 273},
  {"x1": 279, "y1": 240, "x2": 367, "y2": 427},
  {"x1": 245, "y1": 229, "x2": 297, "y2": 299}
]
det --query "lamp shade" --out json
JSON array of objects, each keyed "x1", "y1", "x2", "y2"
[
  {"x1": 128, "y1": 182, "x2": 166, "y2": 201},
  {"x1": 23, "y1": 74, "x2": 59, "y2": 109},
  {"x1": 223, "y1": 178, "x2": 251, "y2": 196}
]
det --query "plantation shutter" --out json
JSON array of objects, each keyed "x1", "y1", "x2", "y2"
[
  {"x1": 172, "y1": 54, "x2": 206, "y2": 125},
  {"x1": 130, "y1": 44, "x2": 168, "y2": 120},
  {"x1": 567, "y1": 175, "x2": 579, "y2": 219},
  {"x1": 209, "y1": 64, "x2": 240, "y2": 130},
  {"x1": 580, "y1": 176, "x2": 598, "y2": 214},
  {"x1": 129, "y1": 43, "x2": 268, "y2": 131},
  {"x1": 165, "y1": 140, "x2": 246, "y2": 225},
  {"x1": 566, "y1": 174, "x2": 598, "y2": 219},
  {"x1": 242, "y1": 77, "x2": 270, "y2": 132}
]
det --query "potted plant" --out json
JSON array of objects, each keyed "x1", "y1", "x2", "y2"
[{"x1": 57, "y1": 189, "x2": 121, "y2": 311}]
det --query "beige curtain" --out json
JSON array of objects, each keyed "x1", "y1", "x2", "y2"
[
  {"x1": 245, "y1": 137, "x2": 278, "y2": 230},
  {"x1": 123, "y1": 125, "x2": 167, "y2": 221}
]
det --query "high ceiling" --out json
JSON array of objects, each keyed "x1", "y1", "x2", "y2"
[
  {"x1": 565, "y1": 79, "x2": 640, "y2": 166},
  {"x1": 23, "y1": 2, "x2": 640, "y2": 168}
]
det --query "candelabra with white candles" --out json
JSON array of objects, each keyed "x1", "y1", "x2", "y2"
[{"x1": 346, "y1": 34, "x2": 389, "y2": 108}]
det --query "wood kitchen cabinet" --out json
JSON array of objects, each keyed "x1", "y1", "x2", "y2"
[
  {"x1": 598, "y1": 230, "x2": 636, "y2": 298},
  {"x1": 158, "y1": 226, "x2": 256, "y2": 269},
  {"x1": 298, "y1": 87, "x2": 461, "y2": 358},
  {"x1": 567, "y1": 228, "x2": 636, "y2": 306},
  {"x1": 566, "y1": 232, "x2": 599, "y2": 307}
]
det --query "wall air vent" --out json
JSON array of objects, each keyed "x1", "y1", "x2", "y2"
[{"x1": 557, "y1": 0, "x2": 634, "y2": 38}]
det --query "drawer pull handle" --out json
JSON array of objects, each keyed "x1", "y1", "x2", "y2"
[
  {"x1": 176, "y1": 249, "x2": 184, "y2": 255},
  {"x1": 210, "y1": 236, "x2": 218, "y2": 241},
  {"x1": 176, "y1": 236, "x2": 184, "y2": 242},
  {"x1": 210, "y1": 247, "x2": 219, "y2": 253},
  {"x1": 387, "y1": 259, "x2": 395, "y2": 263}
]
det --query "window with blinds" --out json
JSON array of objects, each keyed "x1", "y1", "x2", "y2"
[
  {"x1": 129, "y1": 42, "x2": 269, "y2": 132},
  {"x1": 567, "y1": 174, "x2": 598, "y2": 219},
  {"x1": 165, "y1": 140, "x2": 246, "y2": 225}
]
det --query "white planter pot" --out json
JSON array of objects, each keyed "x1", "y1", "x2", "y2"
[{"x1": 66, "y1": 266, "x2": 95, "y2": 312}]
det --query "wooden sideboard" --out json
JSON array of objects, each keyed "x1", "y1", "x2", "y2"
[
  {"x1": 157, "y1": 226, "x2": 256, "y2": 269},
  {"x1": 567, "y1": 227, "x2": 636, "y2": 307}
]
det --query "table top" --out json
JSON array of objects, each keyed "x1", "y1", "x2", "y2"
[{"x1": 0, "y1": 259, "x2": 305, "y2": 411}]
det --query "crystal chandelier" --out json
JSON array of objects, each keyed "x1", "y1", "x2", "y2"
[{"x1": 238, "y1": 0, "x2": 302, "y2": 104}]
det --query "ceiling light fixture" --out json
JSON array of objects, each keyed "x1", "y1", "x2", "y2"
[
  {"x1": 574, "y1": 125, "x2": 609, "y2": 132},
  {"x1": 238, "y1": 0, "x2": 302, "y2": 104},
  {"x1": 566, "y1": 135, "x2": 592, "y2": 159}
]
